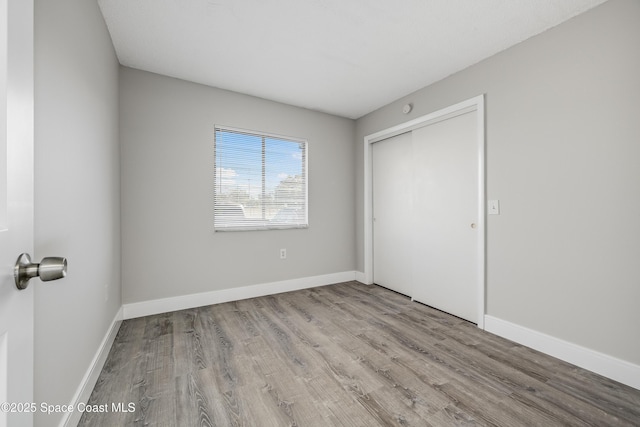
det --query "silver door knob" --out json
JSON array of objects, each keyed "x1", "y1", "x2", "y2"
[{"x1": 14, "y1": 253, "x2": 67, "y2": 290}]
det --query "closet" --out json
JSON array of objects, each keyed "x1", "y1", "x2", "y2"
[{"x1": 372, "y1": 110, "x2": 479, "y2": 323}]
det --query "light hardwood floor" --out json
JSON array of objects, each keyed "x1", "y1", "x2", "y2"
[{"x1": 79, "y1": 282, "x2": 640, "y2": 426}]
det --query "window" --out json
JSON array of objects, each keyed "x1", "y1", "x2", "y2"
[{"x1": 214, "y1": 126, "x2": 308, "y2": 231}]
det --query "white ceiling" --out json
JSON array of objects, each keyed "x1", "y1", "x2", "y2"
[{"x1": 98, "y1": 0, "x2": 607, "y2": 119}]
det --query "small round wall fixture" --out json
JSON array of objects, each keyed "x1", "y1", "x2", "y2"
[{"x1": 402, "y1": 103, "x2": 412, "y2": 114}]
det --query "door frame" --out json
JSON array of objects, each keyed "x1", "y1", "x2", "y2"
[{"x1": 363, "y1": 95, "x2": 486, "y2": 328}]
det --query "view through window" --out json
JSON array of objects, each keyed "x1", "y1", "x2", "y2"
[{"x1": 214, "y1": 127, "x2": 308, "y2": 230}]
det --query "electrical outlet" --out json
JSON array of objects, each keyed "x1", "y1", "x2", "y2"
[{"x1": 280, "y1": 248, "x2": 287, "y2": 259}]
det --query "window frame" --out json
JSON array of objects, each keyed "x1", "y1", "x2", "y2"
[{"x1": 213, "y1": 125, "x2": 309, "y2": 232}]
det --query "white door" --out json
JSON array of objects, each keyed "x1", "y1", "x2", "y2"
[
  {"x1": 371, "y1": 110, "x2": 479, "y2": 323},
  {"x1": 0, "y1": 0, "x2": 35, "y2": 426},
  {"x1": 373, "y1": 131, "x2": 413, "y2": 296},
  {"x1": 410, "y1": 111, "x2": 478, "y2": 322}
]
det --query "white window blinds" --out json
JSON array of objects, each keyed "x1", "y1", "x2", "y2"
[{"x1": 214, "y1": 126, "x2": 308, "y2": 231}]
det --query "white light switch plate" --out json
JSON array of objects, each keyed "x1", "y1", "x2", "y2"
[{"x1": 488, "y1": 200, "x2": 500, "y2": 215}]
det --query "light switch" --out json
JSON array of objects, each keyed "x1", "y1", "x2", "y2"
[{"x1": 488, "y1": 200, "x2": 500, "y2": 215}]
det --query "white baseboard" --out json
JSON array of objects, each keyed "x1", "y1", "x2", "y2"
[
  {"x1": 122, "y1": 271, "x2": 357, "y2": 320},
  {"x1": 484, "y1": 315, "x2": 640, "y2": 391},
  {"x1": 62, "y1": 306, "x2": 124, "y2": 427},
  {"x1": 355, "y1": 271, "x2": 369, "y2": 284}
]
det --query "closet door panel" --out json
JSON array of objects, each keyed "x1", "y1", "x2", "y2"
[
  {"x1": 372, "y1": 132, "x2": 413, "y2": 296},
  {"x1": 411, "y1": 111, "x2": 478, "y2": 322}
]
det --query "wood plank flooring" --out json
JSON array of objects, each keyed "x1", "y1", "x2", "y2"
[{"x1": 78, "y1": 282, "x2": 640, "y2": 426}]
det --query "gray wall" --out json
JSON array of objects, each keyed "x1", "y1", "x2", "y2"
[
  {"x1": 356, "y1": 0, "x2": 640, "y2": 365},
  {"x1": 34, "y1": 0, "x2": 121, "y2": 425},
  {"x1": 120, "y1": 68, "x2": 356, "y2": 304}
]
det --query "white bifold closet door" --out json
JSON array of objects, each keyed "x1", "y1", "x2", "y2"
[{"x1": 373, "y1": 111, "x2": 478, "y2": 323}]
